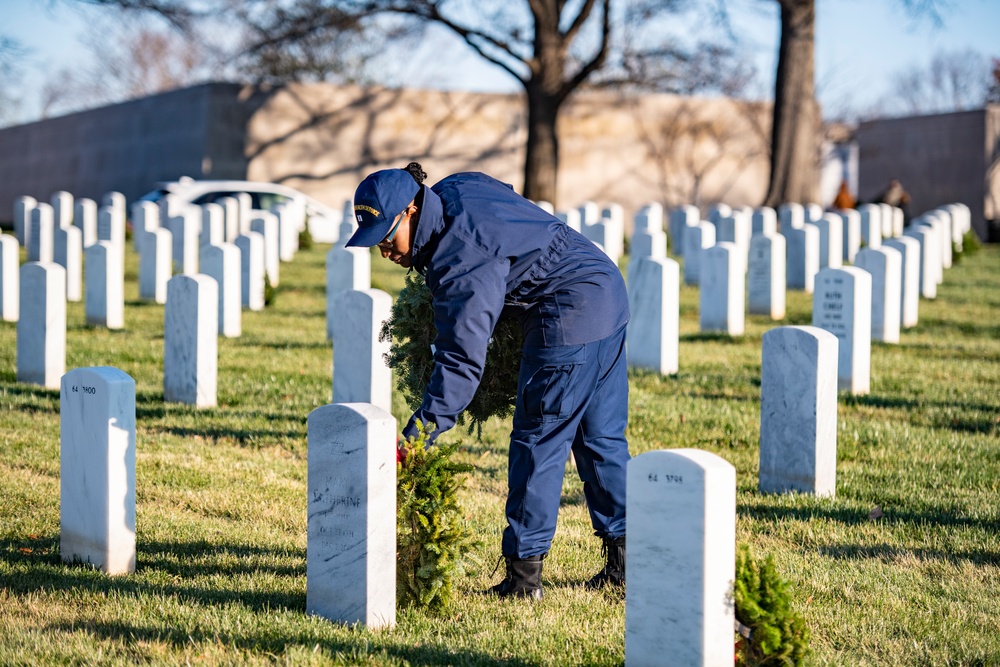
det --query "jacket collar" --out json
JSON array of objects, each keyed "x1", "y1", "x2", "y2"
[{"x1": 410, "y1": 184, "x2": 444, "y2": 273}]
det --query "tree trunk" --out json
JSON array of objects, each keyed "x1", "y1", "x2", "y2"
[
  {"x1": 522, "y1": 84, "x2": 561, "y2": 204},
  {"x1": 764, "y1": 0, "x2": 819, "y2": 208}
]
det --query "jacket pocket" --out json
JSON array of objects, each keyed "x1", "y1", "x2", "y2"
[{"x1": 519, "y1": 344, "x2": 588, "y2": 422}]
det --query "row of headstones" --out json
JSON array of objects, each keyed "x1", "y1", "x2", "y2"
[
  {"x1": 3, "y1": 187, "x2": 321, "y2": 387},
  {"x1": 60, "y1": 364, "x2": 841, "y2": 666},
  {"x1": 55, "y1": 365, "x2": 733, "y2": 663}
]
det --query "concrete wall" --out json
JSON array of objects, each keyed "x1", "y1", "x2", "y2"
[
  {"x1": 0, "y1": 83, "x2": 258, "y2": 222},
  {"x1": 244, "y1": 83, "x2": 772, "y2": 221},
  {"x1": 857, "y1": 107, "x2": 999, "y2": 240},
  {"x1": 0, "y1": 81, "x2": 773, "y2": 227}
]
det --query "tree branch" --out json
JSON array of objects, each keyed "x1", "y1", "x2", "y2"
[{"x1": 559, "y1": 0, "x2": 609, "y2": 101}]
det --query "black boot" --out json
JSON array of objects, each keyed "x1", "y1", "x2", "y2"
[
  {"x1": 586, "y1": 535, "x2": 625, "y2": 589},
  {"x1": 487, "y1": 554, "x2": 545, "y2": 600}
]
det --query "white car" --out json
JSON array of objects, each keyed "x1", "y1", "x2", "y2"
[{"x1": 137, "y1": 177, "x2": 346, "y2": 242}]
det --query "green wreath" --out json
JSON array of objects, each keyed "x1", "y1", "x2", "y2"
[{"x1": 380, "y1": 273, "x2": 524, "y2": 437}]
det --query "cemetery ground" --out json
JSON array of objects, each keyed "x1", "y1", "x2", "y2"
[{"x1": 0, "y1": 239, "x2": 998, "y2": 666}]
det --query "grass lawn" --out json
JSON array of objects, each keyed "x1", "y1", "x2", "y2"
[{"x1": 0, "y1": 235, "x2": 997, "y2": 666}]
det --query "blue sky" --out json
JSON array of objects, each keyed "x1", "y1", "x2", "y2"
[{"x1": 4, "y1": 0, "x2": 999, "y2": 123}]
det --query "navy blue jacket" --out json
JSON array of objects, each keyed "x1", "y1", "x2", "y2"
[{"x1": 402, "y1": 172, "x2": 629, "y2": 439}]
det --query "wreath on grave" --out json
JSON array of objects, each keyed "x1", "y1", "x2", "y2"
[
  {"x1": 396, "y1": 421, "x2": 476, "y2": 611},
  {"x1": 380, "y1": 273, "x2": 523, "y2": 437},
  {"x1": 734, "y1": 545, "x2": 810, "y2": 666}
]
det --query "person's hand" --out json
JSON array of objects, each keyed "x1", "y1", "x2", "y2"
[{"x1": 397, "y1": 435, "x2": 408, "y2": 464}]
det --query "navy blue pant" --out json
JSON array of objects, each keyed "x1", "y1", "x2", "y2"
[{"x1": 502, "y1": 324, "x2": 630, "y2": 558}]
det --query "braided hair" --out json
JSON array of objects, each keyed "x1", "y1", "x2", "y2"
[{"x1": 404, "y1": 162, "x2": 427, "y2": 185}]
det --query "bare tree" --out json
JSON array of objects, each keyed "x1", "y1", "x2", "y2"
[
  {"x1": 39, "y1": 17, "x2": 217, "y2": 118},
  {"x1": 886, "y1": 49, "x2": 993, "y2": 115},
  {"x1": 0, "y1": 36, "x2": 26, "y2": 127},
  {"x1": 762, "y1": 0, "x2": 949, "y2": 207}
]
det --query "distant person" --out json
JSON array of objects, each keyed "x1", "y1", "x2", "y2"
[
  {"x1": 833, "y1": 180, "x2": 855, "y2": 210},
  {"x1": 876, "y1": 179, "x2": 911, "y2": 220}
]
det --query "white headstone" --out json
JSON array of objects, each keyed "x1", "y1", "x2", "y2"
[
  {"x1": 748, "y1": 234, "x2": 786, "y2": 320},
  {"x1": 0, "y1": 235, "x2": 19, "y2": 322},
  {"x1": 17, "y1": 262, "x2": 66, "y2": 388},
  {"x1": 815, "y1": 213, "x2": 843, "y2": 270},
  {"x1": 236, "y1": 232, "x2": 266, "y2": 311},
  {"x1": 707, "y1": 203, "x2": 732, "y2": 225},
  {"x1": 200, "y1": 204, "x2": 225, "y2": 247},
  {"x1": 602, "y1": 203, "x2": 625, "y2": 231},
  {"x1": 854, "y1": 246, "x2": 902, "y2": 344},
  {"x1": 200, "y1": 243, "x2": 242, "y2": 338},
  {"x1": 891, "y1": 207, "x2": 904, "y2": 237},
  {"x1": 53, "y1": 224, "x2": 83, "y2": 302},
  {"x1": 218, "y1": 196, "x2": 240, "y2": 242},
  {"x1": 903, "y1": 225, "x2": 938, "y2": 299},
  {"x1": 168, "y1": 210, "x2": 199, "y2": 276},
  {"x1": 306, "y1": 402, "x2": 396, "y2": 628},
  {"x1": 682, "y1": 222, "x2": 715, "y2": 285},
  {"x1": 625, "y1": 449, "x2": 735, "y2": 666},
  {"x1": 627, "y1": 257, "x2": 679, "y2": 375},
  {"x1": 578, "y1": 201, "x2": 600, "y2": 226},
  {"x1": 250, "y1": 212, "x2": 280, "y2": 287},
  {"x1": 557, "y1": 208, "x2": 582, "y2": 233},
  {"x1": 76, "y1": 198, "x2": 99, "y2": 248},
  {"x1": 882, "y1": 237, "x2": 919, "y2": 328},
  {"x1": 164, "y1": 274, "x2": 218, "y2": 407},
  {"x1": 330, "y1": 289, "x2": 393, "y2": 414},
  {"x1": 668, "y1": 205, "x2": 699, "y2": 257},
  {"x1": 85, "y1": 242, "x2": 124, "y2": 330},
  {"x1": 98, "y1": 205, "x2": 126, "y2": 253},
  {"x1": 751, "y1": 207, "x2": 777, "y2": 237},
  {"x1": 584, "y1": 218, "x2": 623, "y2": 266},
  {"x1": 812, "y1": 267, "x2": 872, "y2": 394},
  {"x1": 778, "y1": 203, "x2": 804, "y2": 231},
  {"x1": 326, "y1": 246, "x2": 372, "y2": 339},
  {"x1": 634, "y1": 203, "x2": 664, "y2": 233},
  {"x1": 878, "y1": 203, "x2": 894, "y2": 238},
  {"x1": 534, "y1": 200, "x2": 555, "y2": 214},
  {"x1": 699, "y1": 243, "x2": 744, "y2": 336},
  {"x1": 51, "y1": 191, "x2": 74, "y2": 229},
  {"x1": 858, "y1": 204, "x2": 882, "y2": 250},
  {"x1": 28, "y1": 204, "x2": 55, "y2": 263},
  {"x1": 759, "y1": 326, "x2": 838, "y2": 496},
  {"x1": 804, "y1": 203, "x2": 824, "y2": 224},
  {"x1": 783, "y1": 223, "x2": 819, "y2": 292},
  {"x1": 131, "y1": 201, "x2": 159, "y2": 253},
  {"x1": 629, "y1": 225, "x2": 667, "y2": 261},
  {"x1": 923, "y1": 212, "x2": 952, "y2": 273},
  {"x1": 943, "y1": 204, "x2": 964, "y2": 251},
  {"x1": 59, "y1": 366, "x2": 136, "y2": 575},
  {"x1": 102, "y1": 191, "x2": 126, "y2": 230},
  {"x1": 14, "y1": 196, "x2": 37, "y2": 247},
  {"x1": 234, "y1": 192, "x2": 254, "y2": 234},
  {"x1": 139, "y1": 227, "x2": 172, "y2": 304},
  {"x1": 715, "y1": 215, "x2": 750, "y2": 272},
  {"x1": 838, "y1": 209, "x2": 861, "y2": 263},
  {"x1": 274, "y1": 204, "x2": 299, "y2": 262}
]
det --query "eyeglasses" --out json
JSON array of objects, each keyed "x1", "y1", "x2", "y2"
[{"x1": 377, "y1": 214, "x2": 403, "y2": 250}]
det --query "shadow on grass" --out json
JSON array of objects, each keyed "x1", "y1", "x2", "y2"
[
  {"x1": 236, "y1": 339, "x2": 329, "y2": 351},
  {"x1": 842, "y1": 394, "x2": 999, "y2": 434},
  {"x1": 0, "y1": 535, "x2": 303, "y2": 612},
  {"x1": 41, "y1": 619, "x2": 536, "y2": 666},
  {"x1": 0, "y1": 382, "x2": 60, "y2": 410},
  {"x1": 819, "y1": 543, "x2": 1000, "y2": 567},
  {"x1": 680, "y1": 332, "x2": 753, "y2": 344},
  {"x1": 740, "y1": 499, "x2": 1000, "y2": 534},
  {"x1": 3, "y1": 537, "x2": 535, "y2": 666}
]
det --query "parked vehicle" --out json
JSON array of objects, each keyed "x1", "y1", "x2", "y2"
[{"x1": 137, "y1": 177, "x2": 345, "y2": 242}]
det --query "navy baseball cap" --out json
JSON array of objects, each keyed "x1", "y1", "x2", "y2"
[{"x1": 346, "y1": 169, "x2": 421, "y2": 247}]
